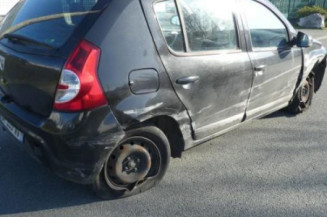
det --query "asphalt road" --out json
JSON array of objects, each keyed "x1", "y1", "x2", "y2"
[{"x1": 1, "y1": 30, "x2": 327, "y2": 217}]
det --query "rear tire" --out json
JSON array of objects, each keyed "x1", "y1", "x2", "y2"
[
  {"x1": 287, "y1": 75, "x2": 314, "y2": 114},
  {"x1": 93, "y1": 126, "x2": 171, "y2": 199}
]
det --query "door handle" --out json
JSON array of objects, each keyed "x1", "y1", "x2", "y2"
[
  {"x1": 254, "y1": 65, "x2": 267, "y2": 71},
  {"x1": 176, "y1": 76, "x2": 199, "y2": 85}
]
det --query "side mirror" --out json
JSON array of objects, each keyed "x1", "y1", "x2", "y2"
[{"x1": 296, "y1": 31, "x2": 313, "y2": 48}]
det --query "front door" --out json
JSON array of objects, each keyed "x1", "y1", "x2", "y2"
[
  {"x1": 242, "y1": 0, "x2": 303, "y2": 118},
  {"x1": 145, "y1": 0, "x2": 253, "y2": 139}
]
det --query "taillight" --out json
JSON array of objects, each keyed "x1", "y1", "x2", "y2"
[{"x1": 54, "y1": 40, "x2": 107, "y2": 111}]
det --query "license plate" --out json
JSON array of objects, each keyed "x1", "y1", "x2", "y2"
[{"x1": 0, "y1": 116, "x2": 24, "y2": 143}]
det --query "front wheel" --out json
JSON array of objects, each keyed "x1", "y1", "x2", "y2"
[
  {"x1": 93, "y1": 126, "x2": 171, "y2": 199},
  {"x1": 286, "y1": 75, "x2": 314, "y2": 114}
]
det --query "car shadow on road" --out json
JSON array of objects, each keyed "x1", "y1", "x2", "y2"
[
  {"x1": 0, "y1": 107, "x2": 323, "y2": 215},
  {"x1": 0, "y1": 138, "x2": 101, "y2": 215},
  {"x1": 261, "y1": 109, "x2": 296, "y2": 119}
]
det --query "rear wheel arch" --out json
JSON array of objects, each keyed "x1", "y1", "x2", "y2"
[
  {"x1": 94, "y1": 125, "x2": 171, "y2": 199},
  {"x1": 126, "y1": 115, "x2": 185, "y2": 158}
]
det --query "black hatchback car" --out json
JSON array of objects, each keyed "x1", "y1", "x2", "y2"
[{"x1": 0, "y1": 0, "x2": 326, "y2": 199}]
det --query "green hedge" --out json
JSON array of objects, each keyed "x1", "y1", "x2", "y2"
[
  {"x1": 297, "y1": 5, "x2": 327, "y2": 17},
  {"x1": 269, "y1": 0, "x2": 327, "y2": 18}
]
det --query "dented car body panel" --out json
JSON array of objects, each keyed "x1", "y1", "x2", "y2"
[
  {"x1": 0, "y1": 90, "x2": 124, "y2": 183},
  {"x1": 85, "y1": 0, "x2": 188, "y2": 129},
  {"x1": 0, "y1": 0, "x2": 326, "y2": 185},
  {"x1": 302, "y1": 40, "x2": 327, "y2": 91}
]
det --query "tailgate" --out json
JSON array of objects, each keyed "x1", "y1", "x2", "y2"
[
  {"x1": 0, "y1": 0, "x2": 108, "y2": 117},
  {"x1": 0, "y1": 44, "x2": 65, "y2": 116}
]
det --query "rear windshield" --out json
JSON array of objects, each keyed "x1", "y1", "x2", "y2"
[{"x1": 0, "y1": 0, "x2": 107, "y2": 48}]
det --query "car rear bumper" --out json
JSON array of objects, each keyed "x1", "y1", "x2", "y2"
[{"x1": 0, "y1": 92, "x2": 125, "y2": 184}]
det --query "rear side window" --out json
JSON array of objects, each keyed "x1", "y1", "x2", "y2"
[
  {"x1": 244, "y1": 1, "x2": 289, "y2": 49},
  {"x1": 154, "y1": 0, "x2": 185, "y2": 52},
  {"x1": 154, "y1": 0, "x2": 238, "y2": 53},
  {"x1": 0, "y1": 0, "x2": 105, "y2": 49},
  {"x1": 180, "y1": 0, "x2": 238, "y2": 52}
]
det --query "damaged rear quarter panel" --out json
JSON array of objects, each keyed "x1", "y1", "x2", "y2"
[{"x1": 85, "y1": 0, "x2": 190, "y2": 140}]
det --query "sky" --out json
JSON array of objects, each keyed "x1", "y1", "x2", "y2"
[{"x1": 0, "y1": 0, "x2": 19, "y2": 15}]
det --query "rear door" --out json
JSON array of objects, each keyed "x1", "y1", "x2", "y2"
[
  {"x1": 144, "y1": 0, "x2": 253, "y2": 139},
  {"x1": 242, "y1": 0, "x2": 302, "y2": 118}
]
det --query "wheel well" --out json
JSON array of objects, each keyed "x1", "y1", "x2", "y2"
[
  {"x1": 312, "y1": 58, "x2": 327, "y2": 93},
  {"x1": 127, "y1": 116, "x2": 185, "y2": 158}
]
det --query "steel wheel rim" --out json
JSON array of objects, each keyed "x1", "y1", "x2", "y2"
[
  {"x1": 104, "y1": 137, "x2": 161, "y2": 190},
  {"x1": 300, "y1": 79, "x2": 310, "y2": 103}
]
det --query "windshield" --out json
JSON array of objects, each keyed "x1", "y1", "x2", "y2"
[{"x1": 0, "y1": 0, "x2": 106, "y2": 48}]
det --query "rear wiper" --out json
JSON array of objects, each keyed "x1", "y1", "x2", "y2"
[{"x1": 3, "y1": 33, "x2": 55, "y2": 49}]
